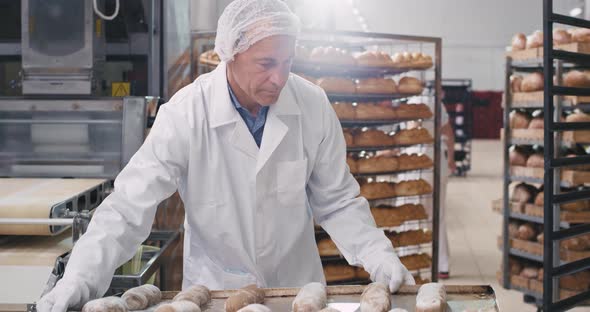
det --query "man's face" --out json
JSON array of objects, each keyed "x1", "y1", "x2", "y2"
[{"x1": 228, "y1": 35, "x2": 296, "y2": 106}]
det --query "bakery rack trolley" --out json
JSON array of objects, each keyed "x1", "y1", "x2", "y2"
[
  {"x1": 499, "y1": 1, "x2": 590, "y2": 310},
  {"x1": 192, "y1": 30, "x2": 443, "y2": 284}
]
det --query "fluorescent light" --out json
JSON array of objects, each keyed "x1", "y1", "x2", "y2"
[
  {"x1": 570, "y1": 7, "x2": 582, "y2": 17},
  {"x1": 352, "y1": 8, "x2": 359, "y2": 15},
  {"x1": 357, "y1": 16, "x2": 365, "y2": 23}
]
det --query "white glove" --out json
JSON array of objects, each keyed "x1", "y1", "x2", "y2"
[
  {"x1": 368, "y1": 257, "x2": 415, "y2": 292},
  {"x1": 36, "y1": 278, "x2": 88, "y2": 312}
]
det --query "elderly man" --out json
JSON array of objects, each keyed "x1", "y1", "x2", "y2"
[{"x1": 38, "y1": 0, "x2": 413, "y2": 311}]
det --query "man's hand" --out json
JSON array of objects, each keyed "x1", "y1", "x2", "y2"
[
  {"x1": 368, "y1": 257, "x2": 415, "y2": 292},
  {"x1": 36, "y1": 279, "x2": 85, "y2": 312}
]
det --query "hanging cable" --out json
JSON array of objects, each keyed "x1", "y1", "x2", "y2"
[{"x1": 93, "y1": 0, "x2": 120, "y2": 20}]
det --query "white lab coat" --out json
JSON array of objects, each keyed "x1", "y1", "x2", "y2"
[{"x1": 61, "y1": 62, "x2": 396, "y2": 297}]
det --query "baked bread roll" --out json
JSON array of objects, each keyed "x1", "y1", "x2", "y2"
[
  {"x1": 317, "y1": 237, "x2": 340, "y2": 256},
  {"x1": 512, "y1": 183, "x2": 537, "y2": 203},
  {"x1": 82, "y1": 297, "x2": 128, "y2": 312},
  {"x1": 309, "y1": 47, "x2": 356, "y2": 65},
  {"x1": 521, "y1": 73, "x2": 544, "y2": 92},
  {"x1": 410, "y1": 52, "x2": 433, "y2": 69},
  {"x1": 527, "y1": 31, "x2": 544, "y2": 49},
  {"x1": 371, "y1": 206, "x2": 404, "y2": 227},
  {"x1": 174, "y1": 285, "x2": 211, "y2": 307},
  {"x1": 397, "y1": 154, "x2": 434, "y2": 170},
  {"x1": 528, "y1": 117, "x2": 544, "y2": 129},
  {"x1": 343, "y1": 130, "x2": 354, "y2": 147},
  {"x1": 571, "y1": 28, "x2": 590, "y2": 43},
  {"x1": 534, "y1": 192, "x2": 544, "y2": 206},
  {"x1": 317, "y1": 77, "x2": 356, "y2": 94},
  {"x1": 331, "y1": 102, "x2": 355, "y2": 120},
  {"x1": 510, "y1": 259, "x2": 523, "y2": 275},
  {"x1": 355, "y1": 102, "x2": 397, "y2": 120},
  {"x1": 356, "y1": 78, "x2": 398, "y2": 94},
  {"x1": 394, "y1": 103, "x2": 433, "y2": 119},
  {"x1": 562, "y1": 200, "x2": 590, "y2": 212},
  {"x1": 560, "y1": 270, "x2": 590, "y2": 291},
  {"x1": 225, "y1": 285, "x2": 265, "y2": 312},
  {"x1": 392, "y1": 52, "x2": 411, "y2": 68},
  {"x1": 292, "y1": 282, "x2": 327, "y2": 312},
  {"x1": 347, "y1": 156, "x2": 358, "y2": 174},
  {"x1": 155, "y1": 301, "x2": 201, "y2": 312},
  {"x1": 520, "y1": 266, "x2": 539, "y2": 279},
  {"x1": 237, "y1": 304, "x2": 271, "y2": 312},
  {"x1": 394, "y1": 179, "x2": 432, "y2": 196},
  {"x1": 199, "y1": 50, "x2": 220, "y2": 64},
  {"x1": 511, "y1": 33, "x2": 527, "y2": 51},
  {"x1": 526, "y1": 153, "x2": 544, "y2": 168},
  {"x1": 566, "y1": 112, "x2": 590, "y2": 123},
  {"x1": 392, "y1": 128, "x2": 434, "y2": 145},
  {"x1": 537, "y1": 232, "x2": 544, "y2": 244},
  {"x1": 122, "y1": 284, "x2": 162, "y2": 310},
  {"x1": 355, "y1": 129, "x2": 394, "y2": 147},
  {"x1": 564, "y1": 70, "x2": 590, "y2": 88},
  {"x1": 360, "y1": 182, "x2": 397, "y2": 200},
  {"x1": 388, "y1": 229, "x2": 432, "y2": 247},
  {"x1": 562, "y1": 235, "x2": 590, "y2": 251},
  {"x1": 510, "y1": 75, "x2": 523, "y2": 93},
  {"x1": 323, "y1": 263, "x2": 356, "y2": 282},
  {"x1": 360, "y1": 282, "x2": 391, "y2": 312},
  {"x1": 318, "y1": 308, "x2": 341, "y2": 312},
  {"x1": 554, "y1": 28, "x2": 573, "y2": 45},
  {"x1": 509, "y1": 148, "x2": 528, "y2": 166},
  {"x1": 357, "y1": 155, "x2": 400, "y2": 173},
  {"x1": 397, "y1": 77, "x2": 424, "y2": 95},
  {"x1": 508, "y1": 222, "x2": 519, "y2": 239},
  {"x1": 415, "y1": 283, "x2": 446, "y2": 312},
  {"x1": 517, "y1": 223, "x2": 537, "y2": 241},
  {"x1": 355, "y1": 51, "x2": 395, "y2": 67},
  {"x1": 510, "y1": 111, "x2": 531, "y2": 129}
]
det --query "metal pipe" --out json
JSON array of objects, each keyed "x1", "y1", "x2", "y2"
[{"x1": 0, "y1": 218, "x2": 73, "y2": 226}]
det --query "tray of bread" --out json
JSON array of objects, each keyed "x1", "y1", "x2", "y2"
[
  {"x1": 348, "y1": 153, "x2": 434, "y2": 177},
  {"x1": 334, "y1": 102, "x2": 433, "y2": 126},
  {"x1": 509, "y1": 71, "x2": 590, "y2": 107},
  {"x1": 345, "y1": 128, "x2": 434, "y2": 151},
  {"x1": 359, "y1": 179, "x2": 432, "y2": 201},
  {"x1": 76, "y1": 282, "x2": 498, "y2": 312},
  {"x1": 507, "y1": 28, "x2": 590, "y2": 61}
]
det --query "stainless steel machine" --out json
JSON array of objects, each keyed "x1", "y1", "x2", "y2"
[{"x1": 0, "y1": 1, "x2": 192, "y2": 310}]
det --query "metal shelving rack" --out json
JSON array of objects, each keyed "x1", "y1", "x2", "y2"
[
  {"x1": 192, "y1": 30, "x2": 442, "y2": 284},
  {"x1": 500, "y1": 1, "x2": 590, "y2": 310}
]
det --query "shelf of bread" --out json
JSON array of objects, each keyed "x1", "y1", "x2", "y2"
[
  {"x1": 502, "y1": 128, "x2": 590, "y2": 145},
  {"x1": 345, "y1": 128, "x2": 434, "y2": 151},
  {"x1": 312, "y1": 76, "x2": 426, "y2": 102},
  {"x1": 510, "y1": 166, "x2": 590, "y2": 187},
  {"x1": 493, "y1": 196, "x2": 590, "y2": 225},
  {"x1": 348, "y1": 153, "x2": 433, "y2": 176},
  {"x1": 511, "y1": 91, "x2": 590, "y2": 107},
  {"x1": 371, "y1": 203, "x2": 429, "y2": 228},
  {"x1": 507, "y1": 28, "x2": 590, "y2": 61},
  {"x1": 496, "y1": 270, "x2": 585, "y2": 301},
  {"x1": 359, "y1": 179, "x2": 432, "y2": 201},
  {"x1": 333, "y1": 102, "x2": 433, "y2": 125}
]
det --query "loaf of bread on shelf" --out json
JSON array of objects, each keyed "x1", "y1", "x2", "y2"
[
  {"x1": 534, "y1": 191, "x2": 544, "y2": 206},
  {"x1": 508, "y1": 221, "x2": 519, "y2": 239},
  {"x1": 554, "y1": 28, "x2": 573, "y2": 45},
  {"x1": 521, "y1": 72, "x2": 544, "y2": 92},
  {"x1": 397, "y1": 153, "x2": 434, "y2": 170},
  {"x1": 510, "y1": 259, "x2": 523, "y2": 275},
  {"x1": 317, "y1": 237, "x2": 340, "y2": 257},
  {"x1": 509, "y1": 148, "x2": 528, "y2": 166},
  {"x1": 360, "y1": 182, "x2": 397, "y2": 200},
  {"x1": 343, "y1": 129, "x2": 354, "y2": 146},
  {"x1": 562, "y1": 199, "x2": 590, "y2": 212},
  {"x1": 571, "y1": 28, "x2": 590, "y2": 43},
  {"x1": 566, "y1": 112, "x2": 590, "y2": 123},
  {"x1": 309, "y1": 46, "x2": 356, "y2": 65},
  {"x1": 354, "y1": 129, "x2": 394, "y2": 147},
  {"x1": 410, "y1": 52, "x2": 434, "y2": 69},
  {"x1": 564, "y1": 70, "x2": 590, "y2": 88},
  {"x1": 511, "y1": 33, "x2": 527, "y2": 51},
  {"x1": 400, "y1": 254, "x2": 431, "y2": 271},
  {"x1": 517, "y1": 223, "x2": 537, "y2": 241},
  {"x1": 316, "y1": 77, "x2": 356, "y2": 94},
  {"x1": 561, "y1": 234, "x2": 590, "y2": 251},
  {"x1": 331, "y1": 102, "x2": 356, "y2": 119},
  {"x1": 357, "y1": 155, "x2": 400, "y2": 173},
  {"x1": 527, "y1": 31, "x2": 544, "y2": 49},
  {"x1": 346, "y1": 156, "x2": 358, "y2": 174},
  {"x1": 199, "y1": 50, "x2": 220, "y2": 64},
  {"x1": 371, "y1": 204, "x2": 428, "y2": 227},
  {"x1": 323, "y1": 263, "x2": 357, "y2": 282},
  {"x1": 355, "y1": 102, "x2": 397, "y2": 120},
  {"x1": 566, "y1": 153, "x2": 590, "y2": 171},
  {"x1": 528, "y1": 117, "x2": 544, "y2": 129},
  {"x1": 510, "y1": 111, "x2": 531, "y2": 129},
  {"x1": 511, "y1": 183, "x2": 538, "y2": 203},
  {"x1": 392, "y1": 128, "x2": 434, "y2": 145},
  {"x1": 394, "y1": 103, "x2": 433, "y2": 119},
  {"x1": 397, "y1": 77, "x2": 424, "y2": 95},
  {"x1": 559, "y1": 270, "x2": 590, "y2": 291},
  {"x1": 356, "y1": 78, "x2": 397, "y2": 94},
  {"x1": 388, "y1": 229, "x2": 432, "y2": 247},
  {"x1": 354, "y1": 50, "x2": 394, "y2": 67},
  {"x1": 394, "y1": 179, "x2": 432, "y2": 196},
  {"x1": 392, "y1": 52, "x2": 411, "y2": 68},
  {"x1": 520, "y1": 266, "x2": 539, "y2": 279},
  {"x1": 510, "y1": 75, "x2": 523, "y2": 93},
  {"x1": 526, "y1": 153, "x2": 544, "y2": 168}
]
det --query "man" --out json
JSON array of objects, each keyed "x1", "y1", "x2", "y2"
[{"x1": 38, "y1": 1, "x2": 413, "y2": 311}]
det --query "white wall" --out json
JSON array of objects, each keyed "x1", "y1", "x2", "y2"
[{"x1": 191, "y1": 0, "x2": 581, "y2": 90}]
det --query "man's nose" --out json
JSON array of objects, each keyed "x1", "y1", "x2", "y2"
[{"x1": 269, "y1": 64, "x2": 291, "y2": 86}]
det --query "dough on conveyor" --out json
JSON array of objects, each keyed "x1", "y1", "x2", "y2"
[
  {"x1": 237, "y1": 304, "x2": 271, "y2": 312},
  {"x1": 154, "y1": 300, "x2": 201, "y2": 312},
  {"x1": 415, "y1": 283, "x2": 446, "y2": 312},
  {"x1": 360, "y1": 282, "x2": 391, "y2": 312},
  {"x1": 173, "y1": 285, "x2": 211, "y2": 307},
  {"x1": 81, "y1": 296, "x2": 128, "y2": 312},
  {"x1": 122, "y1": 284, "x2": 162, "y2": 310},
  {"x1": 225, "y1": 285, "x2": 265, "y2": 312},
  {"x1": 292, "y1": 282, "x2": 327, "y2": 312}
]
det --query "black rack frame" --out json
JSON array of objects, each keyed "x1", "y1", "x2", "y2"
[{"x1": 543, "y1": 1, "x2": 590, "y2": 310}]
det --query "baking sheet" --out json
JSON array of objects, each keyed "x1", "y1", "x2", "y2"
[{"x1": 0, "y1": 178, "x2": 106, "y2": 235}]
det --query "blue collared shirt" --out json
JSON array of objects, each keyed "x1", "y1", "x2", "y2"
[{"x1": 227, "y1": 83, "x2": 269, "y2": 147}]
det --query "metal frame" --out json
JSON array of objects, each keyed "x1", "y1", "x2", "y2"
[{"x1": 192, "y1": 30, "x2": 443, "y2": 282}]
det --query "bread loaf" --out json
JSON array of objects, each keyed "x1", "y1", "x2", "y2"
[
  {"x1": 520, "y1": 266, "x2": 539, "y2": 279},
  {"x1": 331, "y1": 102, "x2": 356, "y2": 119},
  {"x1": 394, "y1": 103, "x2": 433, "y2": 119},
  {"x1": 82, "y1": 297, "x2": 128, "y2": 312},
  {"x1": 355, "y1": 129, "x2": 394, "y2": 147},
  {"x1": 521, "y1": 73, "x2": 544, "y2": 92},
  {"x1": 356, "y1": 102, "x2": 397, "y2": 120},
  {"x1": 415, "y1": 283, "x2": 446, "y2": 312},
  {"x1": 318, "y1": 308, "x2": 341, "y2": 312},
  {"x1": 534, "y1": 192, "x2": 544, "y2": 206},
  {"x1": 560, "y1": 270, "x2": 590, "y2": 291},
  {"x1": 392, "y1": 128, "x2": 434, "y2": 145},
  {"x1": 566, "y1": 112, "x2": 590, "y2": 123},
  {"x1": 510, "y1": 75, "x2": 523, "y2": 93},
  {"x1": 394, "y1": 179, "x2": 432, "y2": 197},
  {"x1": 508, "y1": 222, "x2": 519, "y2": 239},
  {"x1": 155, "y1": 301, "x2": 201, "y2": 312},
  {"x1": 517, "y1": 223, "x2": 537, "y2": 241},
  {"x1": 174, "y1": 285, "x2": 211, "y2": 307},
  {"x1": 511, "y1": 33, "x2": 527, "y2": 51},
  {"x1": 564, "y1": 70, "x2": 590, "y2": 88},
  {"x1": 397, "y1": 153, "x2": 434, "y2": 170},
  {"x1": 562, "y1": 235, "x2": 590, "y2": 251},
  {"x1": 509, "y1": 148, "x2": 528, "y2": 166},
  {"x1": 527, "y1": 31, "x2": 544, "y2": 49},
  {"x1": 356, "y1": 78, "x2": 397, "y2": 94},
  {"x1": 360, "y1": 282, "x2": 391, "y2": 312},
  {"x1": 357, "y1": 155, "x2": 400, "y2": 173},
  {"x1": 343, "y1": 130, "x2": 354, "y2": 147},
  {"x1": 512, "y1": 183, "x2": 537, "y2": 203},
  {"x1": 554, "y1": 28, "x2": 573, "y2": 45},
  {"x1": 317, "y1": 237, "x2": 340, "y2": 257},
  {"x1": 122, "y1": 284, "x2": 162, "y2": 310},
  {"x1": 510, "y1": 259, "x2": 523, "y2": 275},
  {"x1": 355, "y1": 51, "x2": 394, "y2": 67},
  {"x1": 526, "y1": 153, "x2": 544, "y2": 168},
  {"x1": 323, "y1": 263, "x2": 356, "y2": 282},
  {"x1": 292, "y1": 282, "x2": 327, "y2": 312},
  {"x1": 397, "y1": 77, "x2": 424, "y2": 95},
  {"x1": 237, "y1": 304, "x2": 271, "y2": 312},
  {"x1": 316, "y1": 77, "x2": 356, "y2": 94},
  {"x1": 224, "y1": 285, "x2": 265, "y2": 312},
  {"x1": 360, "y1": 182, "x2": 397, "y2": 200},
  {"x1": 562, "y1": 200, "x2": 590, "y2": 212},
  {"x1": 510, "y1": 111, "x2": 531, "y2": 129},
  {"x1": 528, "y1": 117, "x2": 544, "y2": 129},
  {"x1": 346, "y1": 157, "x2": 358, "y2": 174},
  {"x1": 571, "y1": 28, "x2": 590, "y2": 43}
]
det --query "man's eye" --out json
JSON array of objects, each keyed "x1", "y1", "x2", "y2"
[{"x1": 259, "y1": 63, "x2": 273, "y2": 69}]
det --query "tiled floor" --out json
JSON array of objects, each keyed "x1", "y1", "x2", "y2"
[{"x1": 443, "y1": 140, "x2": 590, "y2": 311}]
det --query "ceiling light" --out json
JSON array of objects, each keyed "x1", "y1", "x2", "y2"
[{"x1": 570, "y1": 7, "x2": 583, "y2": 17}]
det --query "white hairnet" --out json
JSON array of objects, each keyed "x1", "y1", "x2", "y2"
[{"x1": 215, "y1": 0, "x2": 301, "y2": 62}]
